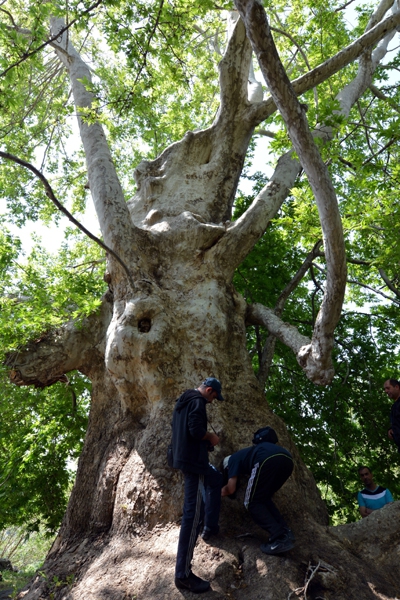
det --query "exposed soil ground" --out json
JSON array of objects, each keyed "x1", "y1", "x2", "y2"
[{"x1": 16, "y1": 502, "x2": 400, "y2": 600}]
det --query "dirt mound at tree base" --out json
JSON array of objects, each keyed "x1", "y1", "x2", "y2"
[{"x1": 16, "y1": 504, "x2": 400, "y2": 600}]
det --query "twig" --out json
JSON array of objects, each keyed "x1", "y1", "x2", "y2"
[
  {"x1": 348, "y1": 277, "x2": 400, "y2": 305},
  {"x1": 0, "y1": 151, "x2": 134, "y2": 288},
  {"x1": 303, "y1": 561, "x2": 321, "y2": 599},
  {"x1": 288, "y1": 560, "x2": 335, "y2": 599},
  {"x1": 335, "y1": 0, "x2": 358, "y2": 12},
  {"x1": 0, "y1": 0, "x2": 103, "y2": 78}
]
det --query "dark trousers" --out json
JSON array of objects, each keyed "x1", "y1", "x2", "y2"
[
  {"x1": 247, "y1": 453, "x2": 293, "y2": 541},
  {"x1": 175, "y1": 464, "x2": 222, "y2": 578}
]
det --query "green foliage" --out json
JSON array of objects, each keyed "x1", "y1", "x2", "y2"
[
  {"x1": 0, "y1": 565, "x2": 40, "y2": 598},
  {"x1": 0, "y1": 373, "x2": 89, "y2": 532},
  {"x1": 0, "y1": 230, "x2": 106, "y2": 352},
  {"x1": 0, "y1": 527, "x2": 54, "y2": 598},
  {"x1": 233, "y1": 178, "x2": 315, "y2": 326},
  {"x1": 0, "y1": 230, "x2": 102, "y2": 531},
  {"x1": 235, "y1": 169, "x2": 400, "y2": 523},
  {"x1": 0, "y1": 526, "x2": 53, "y2": 568},
  {"x1": 0, "y1": 0, "x2": 229, "y2": 208},
  {"x1": 266, "y1": 311, "x2": 400, "y2": 523}
]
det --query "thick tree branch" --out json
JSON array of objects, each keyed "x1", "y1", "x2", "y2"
[
  {"x1": 365, "y1": 0, "x2": 396, "y2": 31},
  {"x1": 217, "y1": 4, "x2": 398, "y2": 275},
  {"x1": 256, "y1": 241, "x2": 323, "y2": 387},
  {"x1": 5, "y1": 294, "x2": 113, "y2": 387},
  {"x1": 249, "y1": 10, "x2": 400, "y2": 126},
  {"x1": 215, "y1": 149, "x2": 301, "y2": 275},
  {"x1": 378, "y1": 268, "x2": 400, "y2": 298},
  {"x1": 235, "y1": 0, "x2": 347, "y2": 384},
  {"x1": 49, "y1": 18, "x2": 139, "y2": 276},
  {"x1": 270, "y1": 25, "x2": 319, "y2": 110},
  {"x1": 215, "y1": 13, "x2": 252, "y2": 119},
  {"x1": 129, "y1": 16, "x2": 257, "y2": 225},
  {"x1": 246, "y1": 303, "x2": 311, "y2": 359},
  {"x1": 335, "y1": 12, "x2": 399, "y2": 119},
  {"x1": 217, "y1": 2, "x2": 399, "y2": 382}
]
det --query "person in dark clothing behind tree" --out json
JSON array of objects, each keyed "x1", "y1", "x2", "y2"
[
  {"x1": 384, "y1": 378, "x2": 400, "y2": 452},
  {"x1": 172, "y1": 378, "x2": 224, "y2": 594},
  {"x1": 221, "y1": 427, "x2": 294, "y2": 555}
]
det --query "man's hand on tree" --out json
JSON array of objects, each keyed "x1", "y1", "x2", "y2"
[
  {"x1": 221, "y1": 477, "x2": 237, "y2": 497},
  {"x1": 359, "y1": 506, "x2": 373, "y2": 518},
  {"x1": 203, "y1": 431, "x2": 220, "y2": 447}
]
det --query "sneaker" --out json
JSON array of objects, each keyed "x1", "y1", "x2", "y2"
[
  {"x1": 260, "y1": 534, "x2": 294, "y2": 555},
  {"x1": 175, "y1": 572, "x2": 210, "y2": 593},
  {"x1": 283, "y1": 526, "x2": 295, "y2": 541},
  {"x1": 201, "y1": 526, "x2": 219, "y2": 542},
  {"x1": 267, "y1": 527, "x2": 294, "y2": 544}
]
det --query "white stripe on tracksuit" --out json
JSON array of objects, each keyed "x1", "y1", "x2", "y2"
[{"x1": 244, "y1": 462, "x2": 259, "y2": 509}]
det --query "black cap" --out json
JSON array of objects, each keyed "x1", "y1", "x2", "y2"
[
  {"x1": 203, "y1": 377, "x2": 224, "y2": 401},
  {"x1": 252, "y1": 427, "x2": 278, "y2": 445}
]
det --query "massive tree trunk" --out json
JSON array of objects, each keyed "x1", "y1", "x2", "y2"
[{"x1": 7, "y1": 5, "x2": 400, "y2": 599}]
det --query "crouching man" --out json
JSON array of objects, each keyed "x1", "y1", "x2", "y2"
[{"x1": 222, "y1": 427, "x2": 294, "y2": 555}]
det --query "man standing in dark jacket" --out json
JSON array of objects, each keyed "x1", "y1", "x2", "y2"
[
  {"x1": 172, "y1": 377, "x2": 224, "y2": 594},
  {"x1": 384, "y1": 378, "x2": 400, "y2": 452}
]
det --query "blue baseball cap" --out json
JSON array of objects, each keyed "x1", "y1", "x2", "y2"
[{"x1": 203, "y1": 377, "x2": 224, "y2": 401}]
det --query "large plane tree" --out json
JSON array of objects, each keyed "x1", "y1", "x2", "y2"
[{"x1": 1, "y1": 0, "x2": 400, "y2": 598}]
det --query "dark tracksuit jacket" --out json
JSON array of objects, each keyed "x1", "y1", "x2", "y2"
[
  {"x1": 172, "y1": 389, "x2": 209, "y2": 474},
  {"x1": 390, "y1": 398, "x2": 400, "y2": 451}
]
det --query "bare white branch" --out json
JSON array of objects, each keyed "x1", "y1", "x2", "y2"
[
  {"x1": 246, "y1": 303, "x2": 311, "y2": 358},
  {"x1": 49, "y1": 18, "x2": 138, "y2": 277}
]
